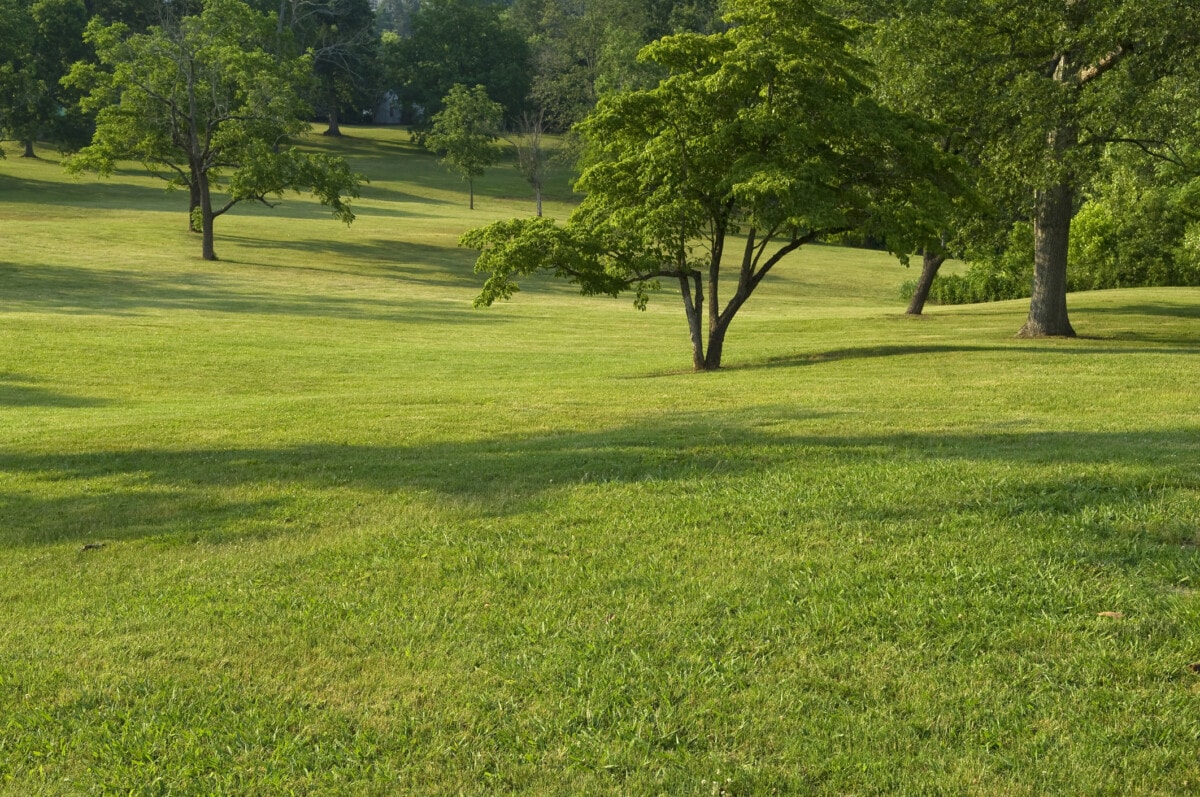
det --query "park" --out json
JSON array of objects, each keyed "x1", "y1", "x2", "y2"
[
  {"x1": 3, "y1": 122, "x2": 1198, "y2": 793},
  {"x1": 1, "y1": 0, "x2": 1199, "y2": 792}
]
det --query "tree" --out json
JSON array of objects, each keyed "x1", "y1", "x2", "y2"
[
  {"x1": 508, "y1": 108, "x2": 549, "y2": 217},
  {"x1": 463, "y1": 0, "x2": 955, "y2": 371},
  {"x1": 0, "y1": 0, "x2": 91, "y2": 157},
  {"x1": 855, "y1": 0, "x2": 1200, "y2": 334},
  {"x1": 384, "y1": 0, "x2": 531, "y2": 122},
  {"x1": 275, "y1": 0, "x2": 379, "y2": 136},
  {"x1": 425, "y1": 83, "x2": 502, "y2": 210},
  {"x1": 64, "y1": 0, "x2": 362, "y2": 261}
]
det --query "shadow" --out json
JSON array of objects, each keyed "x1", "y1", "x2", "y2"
[
  {"x1": 0, "y1": 173, "x2": 178, "y2": 211},
  {"x1": 1, "y1": 414, "x2": 1196, "y2": 548},
  {"x1": 1084, "y1": 301, "x2": 1200, "y2": 320},
  {"x1": 0, "y1": 373, "x2": 109, "y2": 408},
  {"x1": 218, "y1": 236, "x2": 481, "y2": 290},
  {"x1": 0, "y1": 261, "x2": 493, "y2": 324},
  {"x1": 733, "y1": 343, "x2": 1200, "y2": 372}
]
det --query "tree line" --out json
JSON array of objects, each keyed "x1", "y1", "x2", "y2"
[{"x1": 2, "y1": 0, "x2": 1199, "y2": 368}]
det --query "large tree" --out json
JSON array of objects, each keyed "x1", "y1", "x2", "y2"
[
  {"x1": 275, "y1": 0, "x2": 379, "y2": 136},
  {"x1": 855, "y1": 0, "x2": 1200, "y2": 334},
  {"x1": 464, "y1": 0, "x2": 955, "y2": 371},
  {"x1": 65, "y1": 0, "x2": 361, "y2": 260}
]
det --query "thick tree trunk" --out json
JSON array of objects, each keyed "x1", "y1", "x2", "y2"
[
  {"x1": 323, "y1": 106, "x2": 342, "y2": 137},
  {"x1": 189, "y1": 178, "x2": 202, "y2": 232},
  {"x1": 20, "y1": 140, "x2": 35, "y2": 158},
  {"x1": 906, "y1": 251, "x2": 946, "y2": 315},
  {"x1": 704, "y1": 319, "x2": 729, "y2": 370},
  {"x1": 1019, "y1": 180, "x2": 1076, "y2": 337},
  {"x1": 198, "y1": 172, "x2": 217, "y2": 261},
  {"x1": 680, "y1": 273, "x2": 706, "y2": 371}
]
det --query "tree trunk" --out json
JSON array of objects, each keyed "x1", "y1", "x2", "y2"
[
  {"x1": 906, "y1": 251, "x2": 946, "y2": 315},
  {"x1": 1019, "y1": 180, "x2": 1076, "y2": 337},
  {"x1": 704, "y1": 318, "x2": 729, "y2": 370},
  {"x1": 323, "y1": 106, "x2": 342, "y2": 137},
  {"x1": 535, "y1": 185, "x2": 542, "y2": 218},
  {"x1": 189, "y1": 178, "x2": 202, "y2": 232},
  {"x1": 469, "y1": 178, "x2": 474, "y2": 210},
  {"x1": 680, "y1": 273, "x2": 706, "y2": 371},
  {"x1": 198, "y1": 172, "x2": 217, "y2": 261},
  {"x1": 21, "y1": 140, "x2": 35, "y2": 158}
]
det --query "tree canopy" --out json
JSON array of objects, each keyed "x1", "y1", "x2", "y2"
[
  {"x1": 64, "y1": 0, "x2": 362, "y2": 260},
  {"x1": 464, "y1": 0, "x2": 957, "y2": 371},
  {"x1": 425, "y1": 83, "x2": 503, "y2": 210}
]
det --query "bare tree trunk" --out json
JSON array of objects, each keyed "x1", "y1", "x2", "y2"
[
  {"x1": 704, "y1": 318, "x2": 729, "y2": 370},
  {"x1": 535, "y1": 186, "x2": 542, "y2": 218},
  {"x1": 1019, "y1": 179, "x2": 1076, "y2": 337},
  {"x1": 21, "y1": 140, "x2": 35, "y2": 158},
  {"x1": 906, "y1": 251, "x2": 946, "y2": 315},
  {"x1": 469, "y1": 178, "x2": 474, "y2": 210}
]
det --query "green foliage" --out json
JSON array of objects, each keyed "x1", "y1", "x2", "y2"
[
  {"x1": 2, "y1": 128, "x2": 1200, "y2": 793},
  {"x1": 466, "y1": 0, "x2": 957, "y2": 369},
  {"x1": 425, "y1": 83, "x2": 503, "y2": 208},
  {"x1": 0, "y1": 0, "x2": 91, "y2": 155},
  {"x1": 64, "y1": 0, "x2": 361, "y2": 259},
  {"x1": 383, "y1": 0, "x2": 531, "y2": 121}
]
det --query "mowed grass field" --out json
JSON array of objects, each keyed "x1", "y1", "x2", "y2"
[{"x1": 1, "y1": 127, "x2": 1198, "y2": 795}]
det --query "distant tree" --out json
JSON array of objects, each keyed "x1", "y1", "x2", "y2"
[
  {"x1": 508, "y1": 108, "x2": 549, "y2": 217},
  {"x1": 0, "y1": 0, "x2": 91, "y2": 157},
  {"x1": 384, "y1": 0, "x2": 530, "y2": 122},
  {"x1": 464, "y1": 0, "x2": 956, "y2": 371},
  {"x1": 277, "y1": 0, "x2": 379, "y2": 136},
  {"x1": 65, "y1": 0, "x2": 362, "y2": 260},
  {"x1": 425, "y1": 83, "x2": 503, "y2": 210}
]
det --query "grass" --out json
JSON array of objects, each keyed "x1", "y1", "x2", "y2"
[{"x1": 1, "y1": 128, "x2": 1198, "y2": 795}]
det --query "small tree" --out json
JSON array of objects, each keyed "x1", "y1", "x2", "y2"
[
  {"x1": 463, "y1": 0, "x2": 956, "y2": 371},
  {"x1": 425, "y1": 83, "x2": 502, "y2": 210},
  {"x1": 508, "y1": 108, "x2": 548, "y2": 217},
  {"x1": 64, "y1": 0, "x2": 361, "y2": 260}
]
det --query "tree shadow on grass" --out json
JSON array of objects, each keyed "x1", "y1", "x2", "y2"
[
  {"x1": 733, "y1": 342, "x2": 1200, "y2": 371},
  {"x1": 0, "y1": 261, "x2": 495, "y2": 325},
  {"x1": 0, "y1": 373, "x2": 110, "y2": 408},
  {"x1": 0, "y1": 412, "x2": 1196, "y2": 548}
]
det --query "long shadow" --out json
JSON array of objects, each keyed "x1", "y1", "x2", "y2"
[
  {"x1": 1, "y1": 416, "x2": 1196, "y2": 547},
  {"x1": 0, "y1": 173, "x2": 177, "y2": 211},
  {"x1": 0, "y1": 373, "x2": 109, "y2": 408},
  {"x1": 218, "y1": 236, "x2": 481, "y2": 290},
  {"x1": 1084, "y1": 300, "x2": 1200, "y2": 320},
  {"x1": 0, "y1": 261, "x2": 495, "y2": 324},
  {"x1": 734, "y1": 342, "x2": 1200, "y2": 371}
]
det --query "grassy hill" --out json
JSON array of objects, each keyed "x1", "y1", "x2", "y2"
[{"x1": 1, "y1": 128, "x2": 1198, "y2": 794}]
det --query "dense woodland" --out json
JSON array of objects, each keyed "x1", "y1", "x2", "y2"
[{"x1": 2, "y1": 0, "x2": 1199, "y2": 354}]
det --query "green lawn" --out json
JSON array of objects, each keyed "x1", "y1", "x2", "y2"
[{"x1": 1, "y1": 128, "x2": 1198, "y2": 795}]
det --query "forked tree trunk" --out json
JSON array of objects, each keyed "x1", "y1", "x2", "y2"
[
  {"x1": 1019, "y1": 179, "x2": 1076, "y2": 337},
  {"x1": 906, "y1": 251, "x2": 946, "y2": 315},
  {"x1": 21, "y1": 140, "x2": 35, "y2": 158}
]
